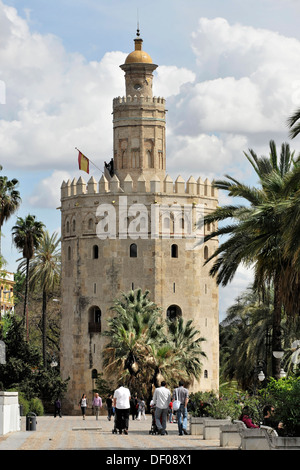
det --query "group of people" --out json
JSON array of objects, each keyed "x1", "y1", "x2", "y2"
[
  {"x1": 78, "y1": 392, "x2": 103, "y2": 420},
  {"x1": 130, "y1": 395, "x2": 147, "y2": 421},
  {"x1": 239, "y1": 405, "x2": 284, "y2": 433},
  {"x1": 112, "y1": 379, "x2": 189, "y2": 436},
  {"x1": 55, "y1": 380, "x2": 189, "y2": 436}
]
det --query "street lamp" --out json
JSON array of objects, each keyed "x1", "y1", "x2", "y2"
[
  {"x1": 279, "y1": 369, "x2": 286, "y2": 378},
  {"x1": 258, "y1": 370, "x2": 265, "y2": 382},
  {"x1": 273, "y1": 349, "x2": 284, "y2": 359}
]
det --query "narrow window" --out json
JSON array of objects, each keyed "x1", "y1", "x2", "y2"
[
  {"x1": 204, "y1": 245, "x2": 209, "y2": 260},
  {"x1": 171, "y1": 244, "x2": 178, "y2": 258},
  {"x1": 93, "y1": 245, "x2": 99, "y2": 259},
  {"x1": 204, "y1": 370, "x2": 208, "y2": 378},
  {"x1": 67, "y1": 246, "x2": 71, "y2": 260},
  {"x1": 130, "y1": 243, "x2": 137, "y2": 258}
]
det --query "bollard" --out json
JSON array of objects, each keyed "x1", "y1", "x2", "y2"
[{"x1": 26, "y1": 412, "x2": 37, "y2": 431}]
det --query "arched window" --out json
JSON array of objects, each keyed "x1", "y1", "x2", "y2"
[
  {"x1": 204, "y1": 370, "x2": 208, "y2": 379},
  {"x1": 92, "y1": 245, "x2": 99, "y2": 259},
  {"x1": 166, "y1": 305, "x2": 182, "y2": 321},
  {"x1": 130, "y1": 243, "x2": 137, "y2": 258},
  {"x1": 66, "y1": 220, "x2": 70, "y2": 233},
  {"x1": 88, "y1": 306, "x2": 101, "y2": 333},
  {"x1": 146, "y1": 150, "x2": 153, "y2": 168},
  {"x1": 72, "y1": 219, "x2": 76, "y2": 232},
  {"x1": 88, "y1": 218, "x2": 93, "y2": 230},
  {"x1": 204, "y1": 245, "x2": 209, "y2": 260},
  {"x1": 171, "y1": 244, "x2": 178, "y2": 258}
]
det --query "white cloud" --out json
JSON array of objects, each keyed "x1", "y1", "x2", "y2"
[
  {"x1": 164, "y1": 17, "x2": 300, "y2": 181},
  {"x1": 154, "y1": 65, "x2": 196, "y2": 98},
  {"x1": 28, "y1": 170, "x2": 71, "y2": 208},
  {"x1": 219, "y1": 265, "x2": 254, "y2": 321}
]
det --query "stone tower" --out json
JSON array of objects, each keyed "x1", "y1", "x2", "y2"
[{"x1": 60, "y1": 32, "x2": 219, "y2": 414}]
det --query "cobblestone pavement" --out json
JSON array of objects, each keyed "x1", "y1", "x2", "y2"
[{"x1": 0, "y1": 414, "x2": 237, "y2": 451}]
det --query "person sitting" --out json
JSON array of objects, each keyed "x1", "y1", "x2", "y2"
[
  {"x1": 263, "y1": 405, "x2": 284, "y2": 434},
  {"x1": 239, "y1": 406, "x2": 259, "y2": 428}
]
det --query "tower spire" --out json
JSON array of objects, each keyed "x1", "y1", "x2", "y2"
[{"x1": 136, "y1": 8, "x2": 140, "y2": 37}]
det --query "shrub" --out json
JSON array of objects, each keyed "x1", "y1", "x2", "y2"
[
  {"x1": 29, "y1": 397, "x2": 44, "y2": 416},
  {"x1": 263, "y1": 376, "x2": 300, "y2": 436}
]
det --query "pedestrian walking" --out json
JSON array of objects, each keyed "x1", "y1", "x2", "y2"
[
  {"x1": 168, "y1": 401, "x2": 173, "y2": 423},
  {"x1": 152, "y1": 381, "x2": 171, "y2": 435},
  {"x1": 113, "y1": 383, "x2": 131, "y2": 434},
  {"x1": 172, "y1": 380, "x2": 189, "y2": 435},
  {"x1": 106, "y1": 394, "x2": 114, "y2": 421},
  {"x1": 79, "y1": 394, "x2": 87, "y2": 420},
  {"x1": 137, "y1": 397, "x2": 147, "y2": 420},
  {"x1": 54, "y1": 398, "x2": 62, "y2": 418},
  {"x1": 92, "y1": 392, "x2": 102, "y2": 420}
]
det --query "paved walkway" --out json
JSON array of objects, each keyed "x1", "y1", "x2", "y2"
[{"x1": 0, "y1": 414, "x2": 237, "y2": 451}]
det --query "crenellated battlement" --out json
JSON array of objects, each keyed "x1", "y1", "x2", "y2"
[
  {"x1": 60, "y1": 173, "x2": 218, "y2": 199},
  {"x1": 113, "y1": 95, "x2": 166, "y2": 107}
]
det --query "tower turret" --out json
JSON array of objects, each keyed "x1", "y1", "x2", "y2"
[{"x1": 113, "y1": 31, "x2": 166, "y2": 188}]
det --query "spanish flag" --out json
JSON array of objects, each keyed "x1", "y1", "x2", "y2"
[{"x1": 78, "y1": 150, "x2": 89, "y2": 174}]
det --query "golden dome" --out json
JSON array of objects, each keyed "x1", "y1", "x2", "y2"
[{"x1": 125, "y1": 37, "x2": 153, "y2": 64}]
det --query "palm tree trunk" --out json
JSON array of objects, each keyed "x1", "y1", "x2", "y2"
[
  {"x1": 42, "y1": 288, "x2": 47, "y2": 368},
  {"x1": 272, "y1": 274, "x2": 282, "y2": 378},
  {"x1": 24, "y1": 258, "x2": 29, "y2": 335}
]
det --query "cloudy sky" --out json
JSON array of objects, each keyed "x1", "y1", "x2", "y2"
[{"x1": 1, "y1": 0, "x2": 300, "y2": 321}]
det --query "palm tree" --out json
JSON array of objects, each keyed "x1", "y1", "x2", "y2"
[
  {"x1": 102, "y1": 289, "x2": 164, "y2": 382},
  {"x1": 287, "y1": 108, "x2": 300, "y2": 139},
  {"x1": 166, "y1": 316, "x2": 206, "y2": 381},
  {"x1": 202, "y1": 141, "x2": 300, "y2": 377},
  {"x1": 103, "y1": 289, "x2": 207, "y2": 401},
  {"x1": 25, "y1": 231, "x2": 61, "y2": 367},
  {"x1": 0, "y1": 173, "x2": 21, "y2": 256},
  {"x1": 220, "y1": 287, "x2": 274, "y2": 389},
  {"x1": 12, "y1": 215, "x2": 45, "y2": 324}
]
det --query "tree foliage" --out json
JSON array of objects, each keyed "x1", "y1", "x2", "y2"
[{"x1": 102, "y1": 289, "x2": 206, "y2": 402}]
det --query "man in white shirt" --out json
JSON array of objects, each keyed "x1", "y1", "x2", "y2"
[
  {"x1": 152, "y1": 381, "x2": 171, "y2": 435},
  {"x1": 113, "y1": 383, "x2": 131, "y2": 434}
]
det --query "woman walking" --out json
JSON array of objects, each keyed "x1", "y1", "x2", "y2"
[{"x1": 79, "y1": 394, "x2": 88, "y2": 420}]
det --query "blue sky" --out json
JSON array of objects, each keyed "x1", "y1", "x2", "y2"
[{"x1": 1, "y1": 0, "x2": 300, "y2": 320}]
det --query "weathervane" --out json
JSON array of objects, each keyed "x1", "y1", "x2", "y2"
[{"x1": 136, "y1": 8, "x2": 140, "y2": 37}]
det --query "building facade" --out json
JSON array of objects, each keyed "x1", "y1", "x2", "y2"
[
  {"x1": 60, "y1": 33, "x2": 219, "y2": 414},
  {"x1": 0, "y1": 271, "x2": 14, "y2": 318}
]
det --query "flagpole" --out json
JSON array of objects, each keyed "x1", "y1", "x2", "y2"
[{"x1": 75, "y1": 147, "x2": 104, "y2": 174}]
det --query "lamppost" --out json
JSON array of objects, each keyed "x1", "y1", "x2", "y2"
[
  {"x1": 253, "y1": 361, "x2": 267, "y2": 395},
  {"x1": 272, "y1": 349, "x2": 286, "y2": 379}
]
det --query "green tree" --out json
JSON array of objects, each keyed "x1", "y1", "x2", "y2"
[
  {"x1": 102, "y1": 289, "x2": 206, "y2": 401},
  {"x1": 0, "y1": 315, "x2": 68, "y2": 408},
  {"x1": 0, "y1": 171, "x2": 21, "y2": 257},
  {"x1": 287, "y1": 108, "x2": 300, "y2": 139},
  {"x1": 12, "y1": 215, "x2": 45, "y2": 324},
  {"x1": 102, "y1": 289, "x2": 164, "y2": 386},
  {"x1": 166, "y1": 316, "x2": 206, "y2": 380},
  {"x1": 203, "y1": 141, "x2": 300, "y2": 377},
  {"x1": 23, "y1": 231, "x2": 61, "y2": 367}
]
